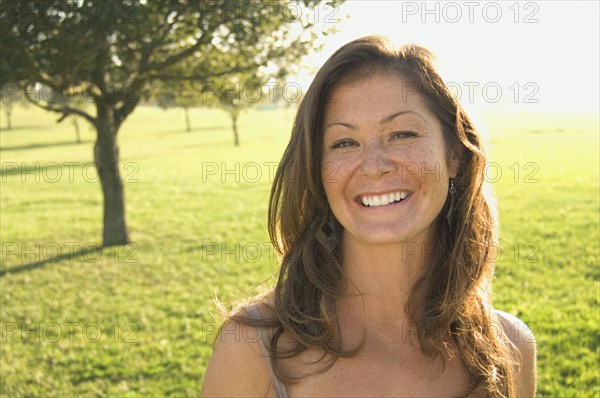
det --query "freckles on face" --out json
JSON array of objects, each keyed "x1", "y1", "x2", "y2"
[{"x1": 319, "y1": 71, "x2": 453, "y2": 246}]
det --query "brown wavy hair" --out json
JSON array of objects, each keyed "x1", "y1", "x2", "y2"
[{"x1": 229, "y1": 35, "x2": 518, "y2": 397}]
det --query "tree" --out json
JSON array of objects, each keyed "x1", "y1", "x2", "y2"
[
  {"x1": 0, "y1": 0, "x2": 342, "y2": 246},
  {"x1": 199, "y1": 73, "x2": 266, "y2": 146},
  {"x1": 45, "y1": 84, "x2": 90, "y2": 143},
  {"x1": 0, "y1": 83, "x2": 24, "y2": 130},
  {"x1": 154, "y1": 79, "x2": 202, "y2": 132},
  {"x1": 152, "y1": 73, "x2": 262, "y2": 143}
]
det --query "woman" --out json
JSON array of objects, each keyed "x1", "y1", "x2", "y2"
[{"x1": 201, "y1": 36, "x2": 537, "y2": 397}]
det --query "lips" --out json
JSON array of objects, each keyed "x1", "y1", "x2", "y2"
[{"x1": 359, "y1": 191, "x2": 410, "y2": 207}]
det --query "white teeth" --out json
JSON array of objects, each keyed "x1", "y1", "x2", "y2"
[{"x1": 360, "y1": 191, "x2": 409, "y2": 207}]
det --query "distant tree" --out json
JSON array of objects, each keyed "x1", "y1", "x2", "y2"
[
  {"x1": 154, "y1": 80, "x2": 202, "y2": 132},
  {"x1": 45, "y1": 85, "x2": 90, "y2": 143},
  {"x1": 199, "y1": 73, "x2": 266, "y2": 146},
  {"x1": 72, "y1": 115, "x2": 82, "y2": 143},
  {"x1": 0, "y1": 83, "x2": 23, "y2": 130},
  {"x1": 1, "y1": 0, "x2": 343, "y2": 246}
]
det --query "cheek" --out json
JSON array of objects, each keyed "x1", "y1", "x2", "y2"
[
  {"x1": 321, "y1": 161, "x2": 341, "y2": 188},
  {"x1": 411, "y1": 144, "x2": 449, "y2": 183},
  {"x1": 321, "y1": 153, "x2": 354, "y2": 191},
  {"x1": 321, "y1": 158, "x2": 340, "y2": 204}
]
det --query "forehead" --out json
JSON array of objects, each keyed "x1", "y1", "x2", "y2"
[{"x1": 324, "y1": 71, "x2": 435, "y2": 124}]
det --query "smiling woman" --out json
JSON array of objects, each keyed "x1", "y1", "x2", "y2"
[
  {"x1": 321, "y1": 71, "x2": 456, "y2": 249},
  {"x1": 200, "y1": 36, "x2": 537, "y2": 397}
]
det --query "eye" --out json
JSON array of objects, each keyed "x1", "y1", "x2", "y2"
[
  {"x1": 330, "y1": 139, "x2": 357, "y2": 149},
  {"x1": 391, "y1": 131, "x2": 417, "y2": 140}
]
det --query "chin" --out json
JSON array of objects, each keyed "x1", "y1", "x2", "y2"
[{"x1": 346, "y1": 227, "x2": 426, "y2": 247}]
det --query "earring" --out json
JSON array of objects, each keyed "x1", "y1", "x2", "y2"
[
  {"x1": 318, "y1": 207, "x2": 338, "y2": 253},
  {"x1": 447, "y1": 179, "x2": 456, "y2": 226}
]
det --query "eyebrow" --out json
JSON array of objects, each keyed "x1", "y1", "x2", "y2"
[{"x1": 324, "y1": 110, "x2": 425, "y2": 130}]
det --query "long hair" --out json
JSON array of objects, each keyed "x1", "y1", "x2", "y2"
[{"x1": 230, "y1": 35, "x2": 518, "y2": 397}]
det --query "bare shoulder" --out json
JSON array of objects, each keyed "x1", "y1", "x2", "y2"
[
  {"x1": 494, "y1": 309, "x2": 537, "y2": 354},
  {"x1": 200, "y1": 316, "x2": 272, "y2": 397},
  {"x1": 494, "y1": 309, "x2": 537, "y2": 397}
]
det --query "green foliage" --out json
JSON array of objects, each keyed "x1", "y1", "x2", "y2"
[
  {"x1": 153, "y1": 80, "x2": 203, "y2": 110},
  {"x1": 1, "y1": 107, "x2": 598, "y2": 396},
  {"x1": 0, "y1": 0, "x2": 343, "y2": 120},
  {"x1": 0, "y1": 0, "x2": 344, "y2": 245}
]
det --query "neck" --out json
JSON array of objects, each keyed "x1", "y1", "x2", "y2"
[{"x1": 336, "y1": 231, "x2": 435, "y2": 330}]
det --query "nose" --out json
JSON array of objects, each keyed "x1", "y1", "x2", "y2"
[{"x1": 358, "y1": 141, "x2": 396, "y2": 178}]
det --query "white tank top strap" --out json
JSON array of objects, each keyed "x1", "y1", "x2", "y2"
[{"x1": 245, "y1": 305, "x2": 289, "y2": 398}]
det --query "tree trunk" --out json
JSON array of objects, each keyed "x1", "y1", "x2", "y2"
[
  {"x1": 231, "y1": 111, "x2": 239, "y2": 146},
  {"x1": 184, "y1": 106, "x2": 191, "y2": 132},
  {"x1": 73, "y1": 117, "x2": 81, "y2": 143},
  {"x1": 5, "y1": 102, "x2": 11, "y2": 130},
  {"x1": 94, "y1": 102, "x2": 130, "y2": 247}
]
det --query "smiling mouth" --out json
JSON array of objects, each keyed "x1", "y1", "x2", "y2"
[{"x1": 360, "y1": 191, "x2": 410, "y2": 207}]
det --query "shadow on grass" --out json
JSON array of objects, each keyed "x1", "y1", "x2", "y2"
[
  {"x1": 170, "y1": 140, "x2": 239, "y2": 150},
  {"x1": 147, "y1": 125, "x2": 228, "y2": 135},
  {"x1": 527, "y1": 128, "x2": 567, "y2": 134},
  {"x1": 0, "y1": 140, "x2": 92, "y2": 151},
  {"x1": 0, "y1": 245, "x2": 104, "y2": 277},
  {"x1": 0, "y1": 125, "x2": 40, "y2": 132}
]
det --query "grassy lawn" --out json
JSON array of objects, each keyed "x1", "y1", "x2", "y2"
[{"x1": 1, "y1": 105, "x2": 598, "y2": 397}]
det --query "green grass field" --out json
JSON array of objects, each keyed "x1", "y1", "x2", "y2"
[{"x1": 1, "y1": 105, "x2": 598, "y2": 397}]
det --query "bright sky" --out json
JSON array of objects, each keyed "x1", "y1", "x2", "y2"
[{"x1": 297, "y1": 0, "x2": 599, "y2": 114}]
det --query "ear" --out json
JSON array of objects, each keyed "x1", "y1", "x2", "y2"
[{"x1": 447, "y1": 149, "x2": 462, "y2": 179}]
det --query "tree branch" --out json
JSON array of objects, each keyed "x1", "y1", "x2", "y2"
[
  {"x1": 113, "y1": 78, "x2": 146, "y2": 129},
  {"x1": 114, "y1": 97, "x2": 139, "y2": 131},
  {"x1": 19, "y1": 46, "x2": 60, "y2": 88},
  {"x1": 142, "y1": 31, "x2": 213, "y2": 73},
  {"x1": 147, "y1": 64, "x2": 258, "y2": 82},
  {"x1": 23, "y1": 89, "x2": 97, "y2": 127}
]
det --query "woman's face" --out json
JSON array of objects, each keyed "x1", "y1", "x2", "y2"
[{"x1": 321, "y1": 71, "x2": 458, "y2": 248}]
